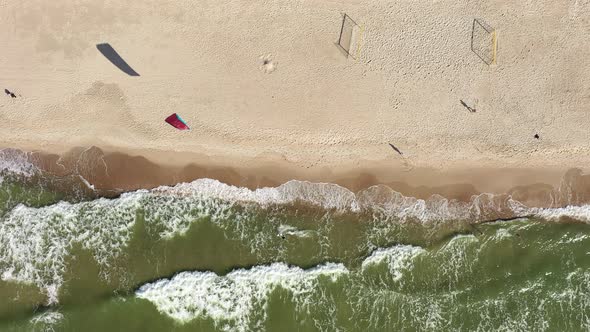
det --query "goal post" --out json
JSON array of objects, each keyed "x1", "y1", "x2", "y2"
[
  {"x1": 471, "y1": 19, "x2": 497, "y2": 65},
  {"x1": 336, "y1": 14, "x2": 363, "y2": 59}
]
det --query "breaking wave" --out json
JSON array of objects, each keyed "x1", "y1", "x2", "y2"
[
  {"x1": 29, "y1": 311, "x2": 64, "y2": 332},
  {"x1": 0, "y1": 195, "x2": 140, "y2": 304},
  {"x1": 136, "y1": 263, "x2": 348, "y2": 332},
  {"x1": 136, "y1": 227, "x2": 590, "y2": 331},
  {"x1": 153, "y1": 177, "x2": 590, "y2": 225},
  {"x1": 0, "y1": 149, "x2": 39, "y2": 183},
  {"x1": 2, "y1": 176, "x2": 590, "y2": 305},
  {"x1": 361, "y1": 245, "x2": 425, "y2": 281},
  {"x1": 1, "y1": 149, "x2": 590, "y2": 308}
]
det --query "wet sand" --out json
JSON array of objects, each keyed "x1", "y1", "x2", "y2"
[{"x1": 6, "y1": 146, "x2": 586, "y2": 210}]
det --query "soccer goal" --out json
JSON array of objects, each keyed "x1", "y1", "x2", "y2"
[
  {"x1": 336, "y1": 14, "x2": 363, "y2": 59},
  {"x1": 471, "y1": 19, "x2": 497, "y2": 65}
]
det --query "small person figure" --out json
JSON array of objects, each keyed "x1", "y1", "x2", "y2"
[
  {"x1": 4, "y1": 89, "x2": 17, "y2": 98},
  {"x1": 388, "y1": 143, "x2": 403, "y2": 155},
  {"x1": 460, "y1": 99, "x2": 476, "y2": 113}
]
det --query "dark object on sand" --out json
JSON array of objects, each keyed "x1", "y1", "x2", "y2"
[
  {"x1": 4, "y1": 89, "x2": 16, "y2": 98},
  {"x1": 534, "y1": 134, "x2": 540, "y2": 139},
  {"x1": 460, "y1": 99, "x2": 476, "y2": 113},
  {"x1": 96, "y1": 43, "x2": 140, "y2": 76},
  {"x1": 388, "y1": 143, "x2": 403, "y2": 155},
  {"x1": 5, "y1": 89, "x2": 16, "y2": 98}
]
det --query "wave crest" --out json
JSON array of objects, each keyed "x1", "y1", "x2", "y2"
[
  {"x1": 152, "y1": 178, "x2": 587, "y2": 225},
  {"x1": 136, "y1": 263, "x2": 348, "y2": 331}
]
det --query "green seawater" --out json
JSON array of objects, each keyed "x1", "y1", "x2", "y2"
[{"x1": 0, "y1": 175, "x2": 589, "y2": 332}]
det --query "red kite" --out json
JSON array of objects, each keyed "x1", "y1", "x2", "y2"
[{"x1": 165, "y1": 113, "x2": 190, "y2": 130}]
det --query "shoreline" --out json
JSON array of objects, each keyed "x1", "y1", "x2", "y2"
[{"x1": 3, "y1": 145, "x2": 587, "y2": 209}]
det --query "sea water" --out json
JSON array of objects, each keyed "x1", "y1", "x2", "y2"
[{"x1": 0, "y1": 160, "x2": 589, "y2": 331}]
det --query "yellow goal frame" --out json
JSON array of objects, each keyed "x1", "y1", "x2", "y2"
[{"x1": 491, "y1": 30, "x2": 498, "y2": 65}]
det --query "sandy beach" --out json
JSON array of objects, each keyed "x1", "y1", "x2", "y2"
[{"x1": 0, "y1": 0, "x2": 589, "y2": 197}]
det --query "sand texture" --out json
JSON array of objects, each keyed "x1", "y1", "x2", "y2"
[{"x1": 0, "y1": 0, "x2": 589, "y2": 172}]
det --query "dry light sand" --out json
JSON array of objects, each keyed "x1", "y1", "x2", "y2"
[{"x1": 0, "y1": 0, "x2": 589, "y2": 193}]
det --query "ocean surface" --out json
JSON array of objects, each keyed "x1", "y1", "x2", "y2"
[{"x1": 0, "y1": 153, "x2": 589, "y2": 331}]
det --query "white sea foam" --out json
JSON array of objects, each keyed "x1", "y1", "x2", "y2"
[
  {"x1": 135, "y1": 263, "x2": 348, "y2": 331},
  {"x1": 558, "y1": 234, "x2": 590, "y2": 244},
  {"x1": 277, "y1": 224, "x2": 314, "y2": 238},
  {"x1": 0, "y1": 149, "x2": 38, "y2": 184},
  {"x1": 2, "y1": 176, "x2": 590, "y2": 306},
  {"x1": 518, "y1": 279, "x2": 543, "y2": 294},
  {"x1": 361, "y1": 245, "x2": 425, "y2": 281},
  {"x1": 149, "y1": 179, "x2": 524, "y2": 227},
  {"x1": 0, "y1": 193, "x2": 142, "y2": 304},
  {"x1": 531, "y1": 205, "x2": 590, "y2": 223},
  {"x1": 30, "y1": 311, "x2": 64, "y2": 330},
  {"x1": 0, "y1": 184, "x2": 228, "y2": 303},
  {"x1": 170, "y1": 178, "x2": 590, "y2": 225},
  {"x1": 437, "y1": 234, "x2": 481, "y2": 281},
  {"x1": 492, "y1": 228, "x2": 513, "y2": 241},
  {"x1": 78, "y1": 175, "x2": 96, "y2": 191},
  {"x1": 155, "y1": 179, "x2": 358, "y2": 211}
]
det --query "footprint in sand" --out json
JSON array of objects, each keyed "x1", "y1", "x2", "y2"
[{"x1": 260, "y1": 56, "x2": 277, "y2": 74}]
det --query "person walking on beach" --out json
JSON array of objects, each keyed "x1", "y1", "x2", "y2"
[{"x1": 460, "y1": 99, "x2": 476, "y2": 113}]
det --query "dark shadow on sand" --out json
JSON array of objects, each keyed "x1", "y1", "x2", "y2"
[{"x1": 96, "y1": 43, "x2": 140, "y2": 76}]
